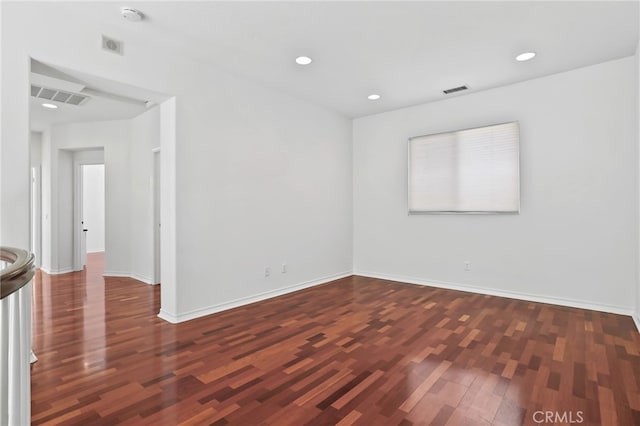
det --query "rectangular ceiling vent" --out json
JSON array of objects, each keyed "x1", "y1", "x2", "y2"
[
  {"x1": 30, "y1": 85, "x2": 89, "y2": 106},
  {"x1": 443, "y1": 85, "x2": 468, "y2": 95},
  {"x1": 102, "y1": 35, "x2": 123, "y2": 55}
]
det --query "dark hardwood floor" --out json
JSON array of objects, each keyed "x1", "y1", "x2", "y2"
[{"x1": 31, "y1": 253, "x2": 640, "y2": 425}]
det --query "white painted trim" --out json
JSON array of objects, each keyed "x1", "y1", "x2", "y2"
[
  {"x1": 130, "y1": 273, "x2": 155, "y2": 285},
  {"x1": 102, "y1": 271, "x2": 131, "y2": 278},
  {"x1": 157, "y1": 271, "x2": 353, "y2": 324},
  {"x1": 102, "y1": 271, "x2": 155, "y2": 285},
  {"x1": 39, "y1": 267, "x2": 74, "y2": 275},
  {"x1": 633, "y1": 314, "x2": 640, "y2": 334},
  {"x1": 354, "y1": 270, "x2": 636, "y2": 317},
  {"x1": 157, "y1": 309, "x2": 178, "y2": 324}
]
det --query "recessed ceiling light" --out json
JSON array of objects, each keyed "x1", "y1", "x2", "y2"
[
  {"x1": 516, "y1": 52, "x2": 536, "y2": 62},
  {"x1": 295, "y1": 56, "x2": 312, "y2": 65},
  {"x1": 42, "y1": 103, "x2": 58, "y2": 109},
  {"x1": 367, "y1": 94, "x2": 381, "y2": 100}
]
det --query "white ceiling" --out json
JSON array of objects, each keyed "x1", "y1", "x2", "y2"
[
  {"x1": 29, "y1": 60, "x2": 167, "y2": 132},
  {"x1": 31, "y1": 1, "x2": 640, "y2": 118}
]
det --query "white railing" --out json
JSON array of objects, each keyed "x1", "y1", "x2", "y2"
[{"x1": 0, "y1": 247, "x2": 35, "y2": 426}]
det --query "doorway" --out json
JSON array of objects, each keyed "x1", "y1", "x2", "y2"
[
  {"x1": 27, "y1": 58, "x2": 177, "y2": 319},
  {"x1": 72, "y1": 150, "x2": 105, "y2": 272},
  {"x1": 82, "y1": 164, "x2": 105, "y2": 258}
]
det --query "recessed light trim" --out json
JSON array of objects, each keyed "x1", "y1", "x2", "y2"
[
  {"x1": 295, "y1": 56, "x2": 312, "y2": 65},
  {"x1": 516, "y1": 52, "x2": 536, "y2": 62},
  {"x1": 42, "y1": 103, "x2": 58, "y2": 109},
  {"x1": 367, "y1": 94, "x2": 381, "y2": 100}
]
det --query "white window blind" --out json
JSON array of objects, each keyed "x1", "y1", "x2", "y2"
[{"x1": 408, "y1": 122, "x2": 520, "y2": 213}]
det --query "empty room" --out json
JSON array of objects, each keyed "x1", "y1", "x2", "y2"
[{"x1": 1, "y1": 1, "x2": 639, "y2": 425}]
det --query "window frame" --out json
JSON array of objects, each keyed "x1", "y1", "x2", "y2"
[{"x1": 407, "y1": 121, "x2": 521, "y2": 215}]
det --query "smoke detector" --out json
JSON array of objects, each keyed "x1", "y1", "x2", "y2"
[{"x1": 121, "y1": 7, "x2": 143, "y2": 22}]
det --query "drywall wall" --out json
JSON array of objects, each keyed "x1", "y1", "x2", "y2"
[
  {"x1": 172, "y1": 57, "x2": 352, "y2": 321},
  {"x1": 354, "y1": 57, "x2": 637, "y2": 314},
  {"x1": 30, "y1": 132, "x2": 43, "y2": 266},
  {"x1": 636, "y1": 40, "x2": 640, "y2": 329},
  {"x1": 42, "y1": 112, "x2": 158, "y2": 280},
  {"x1": 0, "y1": 26, "x2": 29, "y2": 250},
  {"x1": 57, "y1": 149, "x2": 73, "y2": 270},
  {"x1": 30, "y1": 132, "x2": 42, "y2": 166},
  {"x1": 82, "y1": 165, "x2": 105, "y2": 253},
  {"x1": 40, "y1": 130, "x2": 52, "y2": 270},
  {"x1": 2, "y1": 3, "x2": 352, "y2": 322},
  {"x1": 44, "y1": 121, "x2": 128, "y2": 273},
  {"x1": 130, "y1": 106, "x2": 160, "y2": 284}
]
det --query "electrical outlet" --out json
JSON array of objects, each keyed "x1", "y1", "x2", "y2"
[
  {"x1": 281, "y1": 263, "x2": 287, "y2": 274},
  {"x1": 464, "y1": 261, "x2": 471, "y2": 271},
  {"x1": 265, "y1": 267, "x2": 271, "y2": 277}
]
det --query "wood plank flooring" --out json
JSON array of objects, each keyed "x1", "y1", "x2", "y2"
[{"x1": 31, "y1": 253, "x2": 640, "y2": 425}]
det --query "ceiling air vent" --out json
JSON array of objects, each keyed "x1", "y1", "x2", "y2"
[
  {"x1": 30, "y1": 85, "x2": 89, "y2": 106},
  {"x1": 102, "y1": 35, "x2": 123, "y2": 55},
  {"x1": 443, "y1": 85, "x2": 468, "y2": 94}
]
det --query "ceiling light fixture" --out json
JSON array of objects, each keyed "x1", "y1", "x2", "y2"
[
  {"x1": 367, "y1": 94, "x2": 381, "y2": 100},
  {"x1": 516, "y1": 52, "x2": 536, "y2": 62},
  {"x1": 42, "y1": 103, "x2": 58, "y2": 109},
  {"x1": 295, "y1": 56, "x2": 312, "y2": 65}
]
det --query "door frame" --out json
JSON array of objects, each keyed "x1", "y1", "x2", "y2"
[{"x1": 73, "y1": 159, "x2": 104, "y2": 271}]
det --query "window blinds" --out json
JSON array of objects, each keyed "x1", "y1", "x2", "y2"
[{"x1": 408, "y1": 122, "x2": 520, "y2": 213}]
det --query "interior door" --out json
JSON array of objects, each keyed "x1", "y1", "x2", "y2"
[
  {"x1": 81, "y1": 220, "x2": 87, "y2": 268},
  {"x1": 79, "y1": 165, "x2": 87, "y2": 269}
]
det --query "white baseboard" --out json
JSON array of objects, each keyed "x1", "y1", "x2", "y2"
[
  {"x1": 39, "y1": 266, "x2": 74, "y2": 275},
  {"x1": 130, "y1": 273, "x2": 156, "y2": 285},
  {"x1": 158, "y1": 309, "x2": 179, "y2": 324},
  {"x1": 354, "y1": 270, "x2": 635, "y2": 317},
  {"x1": 158, "y1": 271, "x2": 353, "y2": 324},
  {"x1": 103, "y1": 271, "x2": 156, "y2": 285},
  {"x1": 633, "y1": 314, "x2": 640, "y2": 334},
  {"x1": 103, "y1": 271, "x2": 130, "y2": 278}
]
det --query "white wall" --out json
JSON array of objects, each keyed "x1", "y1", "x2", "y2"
[
  {"x1": 173, "y1": 63, "x2": 353, "y2": 321},
  {"x1": 636, "y1": 40, "x2": 640, "y2": 328},
  {"x1": 82, "y1": 164, "x2": 105, "y2": 253},
  {"x1": 42, "y1": 121, "x2": 128, "y2": 273},
  {"x1": 57, "y1": 149, "x2": 73, "y2": 270},
  {"x1": 30, "y1": 132, "x2": 42, "y2": 266},
  {"x1": 354, "y1": 57, "x2": 637, "y2": 314},
  {"x1": 2, "y1": 3, "x2": 353, "y2": 322},
  {"x1": 0, "y1": 19, "x2": 29, "y2": 250},
  {"x1": 41, "y1": 112, "x2": 158, "y2": 280},
  {"x1": 40, "y1": 130, "x2": 52, "y2": 269},
  {"x1": 30, "y1": 132, "x2": 42, "y2": 167},
  {"x1": 130, "y1": 107, "x2": 160, "y2": 283}
]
